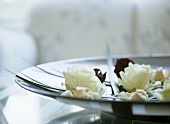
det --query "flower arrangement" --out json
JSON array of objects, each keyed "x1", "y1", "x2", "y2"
[{"x1": 61, "y1": 60, "x2": 170, "y2": 101}]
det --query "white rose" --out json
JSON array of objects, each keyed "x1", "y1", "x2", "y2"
[
  {"x1": 164, "y1": 69, "x2": 170, "y2": 79},
  {"x1": 152, "y1": 78, "x2": 170, "y2": 100},
  {"x1": 63, "y1": 65, "x2": 106, "y2": 94},
  {"x1": 118, "y1": 62, "x2": 152, "y2": 92}
]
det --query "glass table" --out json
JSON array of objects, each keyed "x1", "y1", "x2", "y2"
[
  {"x1": 1, "y1": 55, "x2": 170, "y2": 124},
  {"x1": 1, "y1": 85, "x2": 169, "y2": 124}
]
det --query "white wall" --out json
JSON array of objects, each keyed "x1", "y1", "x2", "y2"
[{"x1": 26, "y1": 0, "x2": 170, "y2": 63}]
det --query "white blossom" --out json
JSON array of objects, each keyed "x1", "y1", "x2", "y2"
[
  {"x1": 118, "y1": 62, "x2": 152, "y2": 92},
  {"x1": 63, "y1": 65, "x2": 106, "y2": 94}
]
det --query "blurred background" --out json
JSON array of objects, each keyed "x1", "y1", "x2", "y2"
[{"x1": 0, "y1": 0, "x2": 170, "y2": 123}]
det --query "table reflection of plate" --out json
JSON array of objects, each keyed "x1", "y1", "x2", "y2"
[{"x1": 16, "y1": 54, "x2": 170, "y2": 122}]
